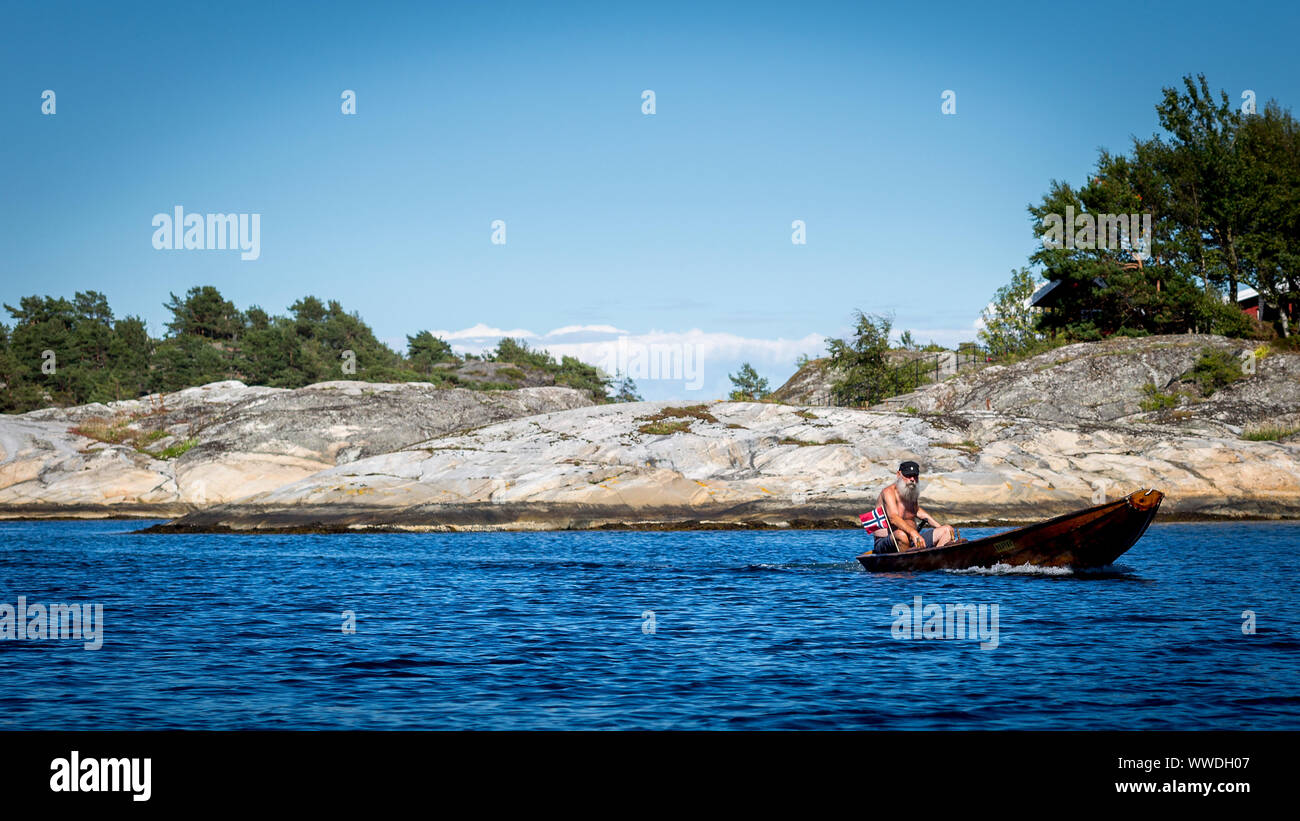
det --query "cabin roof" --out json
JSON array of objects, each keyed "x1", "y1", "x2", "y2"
[
  {"x1": 1030, "y1": 277, "x2": 1107, "y2": 308},
  {"x1": 1029, "y1": 280, "x2": 1061, "y2": 307}
]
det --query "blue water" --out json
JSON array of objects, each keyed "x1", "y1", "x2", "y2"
[{"x1": 0, "y1": 520, "x2": 1297, "y2": 730}]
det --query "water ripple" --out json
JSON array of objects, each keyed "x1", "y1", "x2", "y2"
[{"x1": 0, "y1": 519, "x2": 1296, "y2": 730}]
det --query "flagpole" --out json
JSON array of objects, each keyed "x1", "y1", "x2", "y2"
[{"x1": 877, "y1": 488, "x2": 900, "y2": 553}]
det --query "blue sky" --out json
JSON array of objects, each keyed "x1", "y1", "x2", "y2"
[{"x1": 3, "y1": 0, "x2": 1298, "y2": 398}]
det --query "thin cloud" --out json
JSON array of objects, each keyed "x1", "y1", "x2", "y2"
[
  {"x1": 546, "y1": 324, "x2": 629, "y2": 336},
  {"x1": 428, "y1": 323, "x2": 827, "y2": 370},
  {"x1": 429, "y1": 323, "x2": 539, "y2": 341}
]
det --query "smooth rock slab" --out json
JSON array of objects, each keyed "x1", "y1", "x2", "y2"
[
  {"x1": 0, "y1": 381, "x2": 594, "y2": 517},
  {"x1": 152, "y1": 400, "x2": 1300, "y2": 532}
]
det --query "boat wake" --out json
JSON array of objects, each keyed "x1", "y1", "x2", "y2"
[
  {"x1": 744, "y1": 561, "x2": 863, "y2": 573},
  {"x1": 944, "y1": 562, "x2": 1136, "y2": 577},
  {"x1": 945, "y1": 563, "x2": 1078, "y2": 576}
]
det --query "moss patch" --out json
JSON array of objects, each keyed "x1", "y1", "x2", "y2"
[
  {"x1": 638, "y1": 420, "x2": 692, "y2": 435},
  {"x1": 73, "y1": 416, "x2": 180, "y2": 457},
  {"x1": 779, "y1": 436, "x2": 850, "y2": 447},
  {"x1": 635, "y1": 405, "x2": 719, "y2": 435},
  {"x1": 150, "y1": 438, "x2": 198, "y2": 460},
  {"x1": 71, "y1": 418, "x2": 133, "y2": 445}
]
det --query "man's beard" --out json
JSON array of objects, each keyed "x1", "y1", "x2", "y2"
[{"x1": 895, "y1": 476, "x2": 920, "y2": 506}]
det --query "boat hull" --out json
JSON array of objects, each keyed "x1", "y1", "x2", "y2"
[{"x1": 857, "y1": 488, "x2": 1164, "y2": 572}]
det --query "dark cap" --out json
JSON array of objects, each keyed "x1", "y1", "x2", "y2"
[{"x1": 898, "y1": 461, "x2": 920, "y2": 477}]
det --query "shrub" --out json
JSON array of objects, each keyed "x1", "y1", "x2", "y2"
[
  {"x1": 152, "y1": 438, "x2": 197, "y2": 459},
  {"x1": 1242, "y1": 424, "x2": 1300, "y2": 441},
  {"x1": 1184, "y1": 349, "x2": 1243, "y2": 397},
  {"x1": 138, "y1": 429, "x2": 168, "y2": 446},
  {"x1": 1139, "y1": 383, "x2": 1179, "y2": 411},
  {"x1": 1206, "y1": 299, "x2": 1260, "y2": 339},
  {"x1": 1063, "y1": 321, "x2": 1104, "y2": 341},
  {"x1": 493, "y1": 337, "x2": 554, "y2": 370}
]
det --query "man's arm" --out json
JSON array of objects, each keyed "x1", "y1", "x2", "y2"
[{"x1": 916, "y1": 505, "x2": 939, "y2": 528}]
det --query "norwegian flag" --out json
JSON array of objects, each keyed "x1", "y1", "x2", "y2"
[{"x1": 860, "y1": 505, "x2": 890, "y2": 535}]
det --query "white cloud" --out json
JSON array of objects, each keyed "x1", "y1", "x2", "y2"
[
  {"x1": 545, "y1": 324, "x2": 629, "y2": 336},
  {"x1": 538, "y1": 328, "x2": 826, "y2": 372},
  {"x1": 429, "y1": 323, "x2": 538, "y2": 342}
]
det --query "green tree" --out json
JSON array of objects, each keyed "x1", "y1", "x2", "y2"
[
  {"x1": 1023, "y1": 74, "x2": 1300, "y2": 340},
  {"x1": 407, "y1": 331, "x2": 456, "y2": 375},
  {"x1": 611, "y1": 373, "x2": 642, "y2": 402},
  {"x1": 0, "y1": 323, "x2": 32, "y2": 412},
  {"x1": 237, "y1": 318, "x2": 305, "y2": 387},
  {"x1": 163, "y1": 286, "x2": 243, "y2": 340},
  {"x1": 978, "y1": 268, "x2": 1046, "y2": 358},
  {"x1": 1029, "y1": 139, "x2": 1245, "y2": 338},
  {"x1": 1150, "y1": 75, "x2": 1251, "y2": 303},
  {"x1": 284, "y1": 296, "x2": 407, "y2": 383},
  {"x1": 1235, "y1": 101, "x2": 1300, "y2": 335},
  {"x1": 493, "y1": 337, "x2": 554, "y2": 370},
  {"x1": 1135, "y1": 75, "x2": 1298, "y2": 335},
  {"x1": 2, "y1": 292, "x2": 158, "y2": 406},
  {"x1": 553, "y1": 355, "x2": 609, "y2": 402},
  {"x1": 826, "y1": 312, "x2": 915, "y2": 406},
  {"x1": 149, "y1": 334, "x2": 228, "y2": 392},
  {"x1": 103, "y1": 314, "x2": 152, "y2": 401},
  {"x1": 727, "y1": 363, "x2": 770, "y2": 401}
]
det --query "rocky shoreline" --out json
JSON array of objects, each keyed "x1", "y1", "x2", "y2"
[
  {"x1": 3, "y1": 335, "x2": 1298, "y2": 532},
  {"x1": 136, "y1": 506, "x2": 1290, "y2": 535}
]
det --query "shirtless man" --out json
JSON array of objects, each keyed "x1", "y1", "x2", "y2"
[{"x1": 874, "y1": 461, "x2": 959, "y2": 553}]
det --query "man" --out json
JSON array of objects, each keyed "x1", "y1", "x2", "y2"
[{"x1": 873, "y1": 461, "x2": 959, "y2": 553}]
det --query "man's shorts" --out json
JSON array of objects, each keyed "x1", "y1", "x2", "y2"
[{"x1": 873, "y1": 528, "x2": 935, "y2": 554}]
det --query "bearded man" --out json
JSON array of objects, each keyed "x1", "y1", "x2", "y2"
[{"x1": 874, "y1": 461, "x2": 959, "y2": 553}]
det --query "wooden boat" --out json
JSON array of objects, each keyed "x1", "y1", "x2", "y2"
[{"x1": 857, "y1": 488, "x2": 1164, "y2": 572}]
